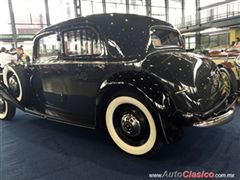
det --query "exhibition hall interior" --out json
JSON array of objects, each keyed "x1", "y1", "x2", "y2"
[{"x1": 1, "y1": 0, "x2": 240, "y2": 179}]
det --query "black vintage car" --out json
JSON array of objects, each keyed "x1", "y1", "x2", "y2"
[{"x1": 0, "y1": 14, "x2": 238, "y2": 156}]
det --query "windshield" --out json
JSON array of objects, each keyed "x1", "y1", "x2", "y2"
[{"x1": 150, "y1": 28, "x2": 183, "y2": 48}]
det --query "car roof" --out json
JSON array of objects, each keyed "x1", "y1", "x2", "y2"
[
  {"x1": 37, "y1": 13, "x2": 172, "y2": 34},
  {"x1": 35, "y1": 13, "x2": 174, "y2": 58}
]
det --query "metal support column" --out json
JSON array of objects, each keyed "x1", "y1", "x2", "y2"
[
  {"x1": 44, "y1": 0, "x2": 51, "y2": 25},
  {"x1": 195, "y1": 0, "x2": 201, "y2": 49},
  {"x1": 196, "y1": 32, "x2": 201, "y2": 49},
  {"x1": 146, "y1": 0, "x2": 152, "y2": 16},
  {"x1": 165, "y1": 0, "x2": 169, "y2": 22},
  {"x1": 126, "y1": 0, "x2": 130, "y2": 14},
  {"x1": 196, "y1": 0, "x2": 200, "y2": 25},
  {"x1": 102, "y1": 0, "x2": 106, "y2": 13},
  {"x1": 181, "y1": 0, "x2": 185, "y2": 27},
  {"x1": 74, "y1": 0, "x2": 82, "y2": 17},
  {"x1": 8, "y1": 0, "x2": 17, "y2": 47}
]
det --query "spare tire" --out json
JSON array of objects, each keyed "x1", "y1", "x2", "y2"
[{"x1": 3, "y1": 65, "x2": 30, "y2": 105}]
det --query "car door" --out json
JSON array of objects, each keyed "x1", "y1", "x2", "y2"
[{"x1": 31, "y1": 26, "x2": 107, "y2": 127}]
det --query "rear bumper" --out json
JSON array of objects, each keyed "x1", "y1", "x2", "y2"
[{"x1": 193, "y1": 98, "x2": 237, "y2": 128}]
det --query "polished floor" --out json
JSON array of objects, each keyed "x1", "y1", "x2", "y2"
[{"x1": 0, "y1": 108, "x2": 239, "y2": 180}]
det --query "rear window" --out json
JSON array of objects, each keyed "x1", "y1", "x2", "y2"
[{"x1": 150, "y1": 28, "x2": 182, "y2": 48}]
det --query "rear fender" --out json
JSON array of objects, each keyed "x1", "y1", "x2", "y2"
[{"x1": 96, "y1": 71, "x2": 182, "y2": 144}]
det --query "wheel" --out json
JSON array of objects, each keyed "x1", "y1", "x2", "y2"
[
  {"x1": 105, "y1": 94, "x2": 161, "y2": 156},
  {"x1": 0, "y1": 95, "x2": 16, "y2": 120},
  {"x1": 219, "y1": 67, "x2": 238, "y2": 95},
  {"x1": 3, "y1": 65, "x2": 30, "y2": 104}
]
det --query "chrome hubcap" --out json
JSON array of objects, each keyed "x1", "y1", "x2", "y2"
[
  {"x1": 8, "y1": 75, "x2": 20, "y2": 97},
  {"x1": 9, "y1": 75, "x2": 18, "y2": 90},
  {"x1": 121, "y1": 113, "x2": 141, "y2": 137},
  {"x1": 113, "y1": 104, "x2": 150, "y2": 146}
]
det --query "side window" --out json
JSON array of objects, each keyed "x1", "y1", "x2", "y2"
[
  {"x1": 63, "y1": 28, "x2": 102, "y2": 56},
  {"x1": 38, "y1": 34, "x2": 60, "y2": 60}
]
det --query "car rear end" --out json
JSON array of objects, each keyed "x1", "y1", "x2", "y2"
[{"x1": 143, "y1": 51, "x2": 238, "y2": 128}]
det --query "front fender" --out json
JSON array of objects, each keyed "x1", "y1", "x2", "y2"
[{"x1": 0, "y1": 82, "x2": 24, "y2": 110}]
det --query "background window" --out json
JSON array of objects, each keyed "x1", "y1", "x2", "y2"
[
  {"x1": 169, "y1": 0, "x2": 182, "y2": 26},
  {"x1": 48, "y1": 0, "x2": 75, "y2": 24},
  {"x1": 82, "y1": 0, "x2": 103, "y2": 16},
  {"x1": 151, "y1": 0, "x2": 166, "y2": 21},
  {"x1": 38, "y1": 34, "x2": 60, "y2": 59},
  {"x1": 129, "y1": 0, "x2": 146, "y2": 15},
  {"x1": 63, "y1": 28, "x2": 102, "y2": 56}
]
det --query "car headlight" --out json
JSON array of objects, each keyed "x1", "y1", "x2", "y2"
[{"x1": 235, "y1": 55, "x2": 240, "y2": 67}]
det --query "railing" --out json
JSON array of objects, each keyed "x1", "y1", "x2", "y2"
[
  {"x1": 200, "y1": 11, "x2": 240, "y2": 24},
  {"x1": 176, "y1": 1, "x2": 240, "y2": 29}
]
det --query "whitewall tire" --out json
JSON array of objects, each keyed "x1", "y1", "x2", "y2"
[
  {"x1": 0, "y1": 101, "x2": 8, "y2": 119},
  {"x1": 0, "y1": 96, "x2": 16, "y2": 120},
  {"x1": 3, "y1": 66, "x2": 23, "y2": 101},
  {"x1": 3, "y1": 65, "x2": 29, "y2": 104},
  {"x1": 105, "y1": 96, "x2": 158, "y2": 156}
]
